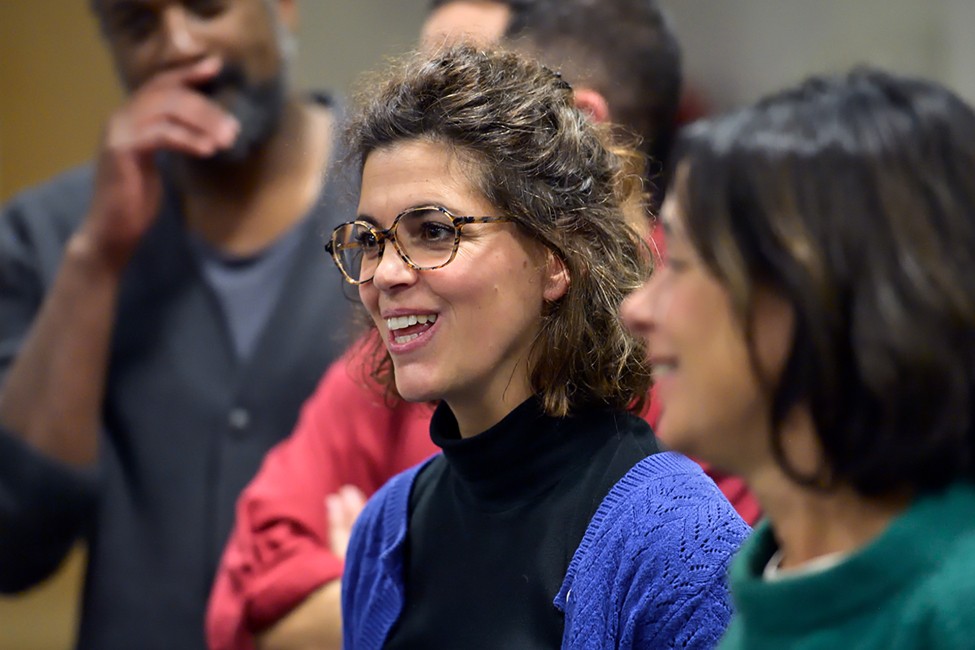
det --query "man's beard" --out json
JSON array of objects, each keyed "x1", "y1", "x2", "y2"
[{"x1": 196, "y1": 62, "x2": 287, "y2": 165}]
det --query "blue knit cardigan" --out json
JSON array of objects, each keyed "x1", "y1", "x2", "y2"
[{"x1": 341, "y1": 451, "x2": 750, "y2": 649}]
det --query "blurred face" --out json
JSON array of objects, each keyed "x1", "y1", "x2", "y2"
[
  {"x1": 357, "y1": 139, "x2": 565, "y2": 435},
  {"x1": 620, "y1": 195, "x2": 794, "y2": 474},
  {"x1": 94, "y1": 0, "x2": 294, "y2": 159},
  {"x1": 420, "y1": 1, "x2": 511, "y2": 52}
]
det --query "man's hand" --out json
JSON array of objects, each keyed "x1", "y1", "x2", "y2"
[
  {"x1": 77, "y1": 55, "x2": 239, "y2": 272},
  {"x1": 0, "y1": 57, "x2": 240, "y2": 466}
]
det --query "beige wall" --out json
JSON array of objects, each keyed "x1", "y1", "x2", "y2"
[
  {"x1": 0, "y1": 4, "x2": 114, "y2": 647},
  {"x1": 659, "y1": 0, "x2": 975, "y2": 111},
  {"x1": 293, "y1": 1, "x2": 427, "y2": 95},
  {"x1": 0, "y1": 1, "x2": 121, "y2": 201},
  {"x1": 0, "y1": 550, "x2": 85, "y2": 650}
]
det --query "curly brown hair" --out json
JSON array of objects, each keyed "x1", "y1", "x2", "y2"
[{"x1": 344, "y1": 45, "x2": 653, "y2": 417}]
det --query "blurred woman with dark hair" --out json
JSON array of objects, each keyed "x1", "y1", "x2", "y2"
[{"x1": 622, "y1": 68, "x2": 975, "y2": 648}]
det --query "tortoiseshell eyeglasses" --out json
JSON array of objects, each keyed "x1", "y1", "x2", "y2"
[{"x1": 325, "y1": 205, "x2": 520, "y2": 285}]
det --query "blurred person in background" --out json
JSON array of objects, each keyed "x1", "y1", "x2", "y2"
[
  {"x1": 621, "y1": 68, "x2": 975, "y2": 648},
  {"x1": 0, "y1": 1, "x2": 353, "y2": 648},
  {"x1": 423, "y1": 0, "x2": 682, "y2": 206}
]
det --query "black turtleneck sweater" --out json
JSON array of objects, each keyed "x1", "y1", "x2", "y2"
[{"x1": 383, "y1": 397, "x2": 659, "y2": 649}]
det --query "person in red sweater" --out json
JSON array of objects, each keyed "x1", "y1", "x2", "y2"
[{"x1": 207, "y1": 2, "x2": 759, "y2": 649}]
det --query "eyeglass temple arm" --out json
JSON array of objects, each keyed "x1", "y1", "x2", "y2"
[{"x1": 455, "y1": 216, "x2": 517, "y2": 225}]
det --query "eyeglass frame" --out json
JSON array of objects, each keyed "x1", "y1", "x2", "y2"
[{"x1": 324, "y1": 205, "x2": 522, "y2": 285}]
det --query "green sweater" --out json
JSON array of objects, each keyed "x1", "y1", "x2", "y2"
[{"x1": 720, "y1": 482, "x2": 975, "y2": 649}]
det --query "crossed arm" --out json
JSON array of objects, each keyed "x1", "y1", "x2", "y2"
[{"x1": 206, "y1": 341, "x2": 437, "y2": 650}]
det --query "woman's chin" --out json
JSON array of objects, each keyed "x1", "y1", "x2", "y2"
[
  {"x1": 653, "y1": 414, "x2": 694, "y2": 455},
  {"x1": 393, "y1": 379, "x2": 441, "y2": 404}
]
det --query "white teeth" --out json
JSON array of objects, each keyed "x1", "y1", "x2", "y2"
[
  {"x1": 385, "y1": 314, "x2": 437, "y2": 331},
  {"x1": 393, "y1": 333, "x2": 421, "y2": 344},
  {"x1": 652, "y1": 363, "x2": 676, "y2": 378}
]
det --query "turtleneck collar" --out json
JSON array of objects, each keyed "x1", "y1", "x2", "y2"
[{"x1": 430, "y1": 397, "x2": 618, "y2": 507}]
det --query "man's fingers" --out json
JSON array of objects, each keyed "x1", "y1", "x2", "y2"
[
  {"x1": 156, "y1": 92, "x2": 239, "y2": 146},
  {"x1": 123, "y1": 56, "x2": 239, "y2": 151},
  {"x1": 152, "y1": 55, "x2": 222, "y2": 88},
  {"x1": 128, "y1": 119, "x2": 225, "y2": 157}
]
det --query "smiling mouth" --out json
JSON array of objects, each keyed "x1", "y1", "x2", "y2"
[
  {"x1": 386, "y1": 314, "x2": 438, "y2": 345},
  {"x1": 649, "y1": 358, "x2": 677, "y2": 380}
]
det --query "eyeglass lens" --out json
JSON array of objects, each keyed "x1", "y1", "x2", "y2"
[{"x1": 331, "y1": 208, "x2": 458, "y2": 282}]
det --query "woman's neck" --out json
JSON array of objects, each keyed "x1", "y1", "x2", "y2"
[
  {"x1": 448, "y1": 389, "x2": 533, "y2": 438},
  {"x1": 446, "y1": 356, "x2": 536, "y2": 438},
  {"x1": 751, "y1": 469, "x2": 911, "y2": 569},
  {"x1": 747, "y1": 410, "x2": 912, "y2": 569}
]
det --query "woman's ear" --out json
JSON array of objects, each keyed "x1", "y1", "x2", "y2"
[
  {"x1": 572, "y1": 87, "x2": 611, "y2": 124},
  {"x1": 543, "y1": 252, "x2": 571, "y2": 302}
]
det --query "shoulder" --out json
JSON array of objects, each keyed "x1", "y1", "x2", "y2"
[
  {"x1": 584, "y1": 451, "x2": 749, "y2": 570},
  {"x1": 0, "y1": 165, "x2": 95, "y2": 288},
  {"x1": 926, "y1": 565, "x2": 975, "y2": 647},
  {"x1": 915, "y1": 490, "x2": 975, "y2": 645},
  {"x1": 560, "y1": 452, "x2": 750, "y2": 649},
  {"x1": 1, "y1": 164, "x2": 94, "y2": 230},
  {"x1": 603, "y1": 451, "x2": 747, "y2": 527}
]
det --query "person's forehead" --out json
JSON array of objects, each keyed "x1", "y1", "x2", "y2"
[{"x1": 420, "y1": 1, "x2": 512, "y2": 51}]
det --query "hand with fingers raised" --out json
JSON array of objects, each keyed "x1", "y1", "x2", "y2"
[{"x1": 77, "y1": 55, "x2": 240, "y2": 273}]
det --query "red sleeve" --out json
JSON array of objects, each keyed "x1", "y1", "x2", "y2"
[
  {"x1": 205, "y1": 339, "x2": 437, "y2": 650},
  {"x1": 639, "y1": 384, "x2": 762, "y2": 527}
]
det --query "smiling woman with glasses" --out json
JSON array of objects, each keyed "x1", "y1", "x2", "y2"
[{"x1": 335, "y1": 45, "x2": 748, "y2": 650}]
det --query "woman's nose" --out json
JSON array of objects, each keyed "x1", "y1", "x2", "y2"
[
  {"x1": 370, "y1": 244, "x2": 418, "y2": 291},
  {"x1": 620, "y1": 276, "x2": 658, "y2": 340}
]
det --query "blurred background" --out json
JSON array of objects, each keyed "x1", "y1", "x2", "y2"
[{"x1": 1, "y1": 0, "x2": 973, "y2": 647}]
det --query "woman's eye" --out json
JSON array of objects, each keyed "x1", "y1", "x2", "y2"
[
  {"x1": 356, "y1": 232, "x2": 380, "y2": 250},
  {"x1": 419, "y1": 222, "x2": 455, "y2": 241},
  {"x1": 664, "y1": 257, "x2": 690, "y2": 272},
  {"x1": 186, "y1": 0, "x2": 228, "y2": 19}
]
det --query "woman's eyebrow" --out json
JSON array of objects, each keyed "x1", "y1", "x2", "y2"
[{"x1": 355, "y1": 214, "x2": 381, "y2": 227}]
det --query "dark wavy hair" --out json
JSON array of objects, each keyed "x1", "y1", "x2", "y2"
[
  {"x1": 344, "y1": 45, "x2": 653, "y2": 417},
  {"x1": 673, "y1": 67, "x2": 975, "y2": 496}
]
